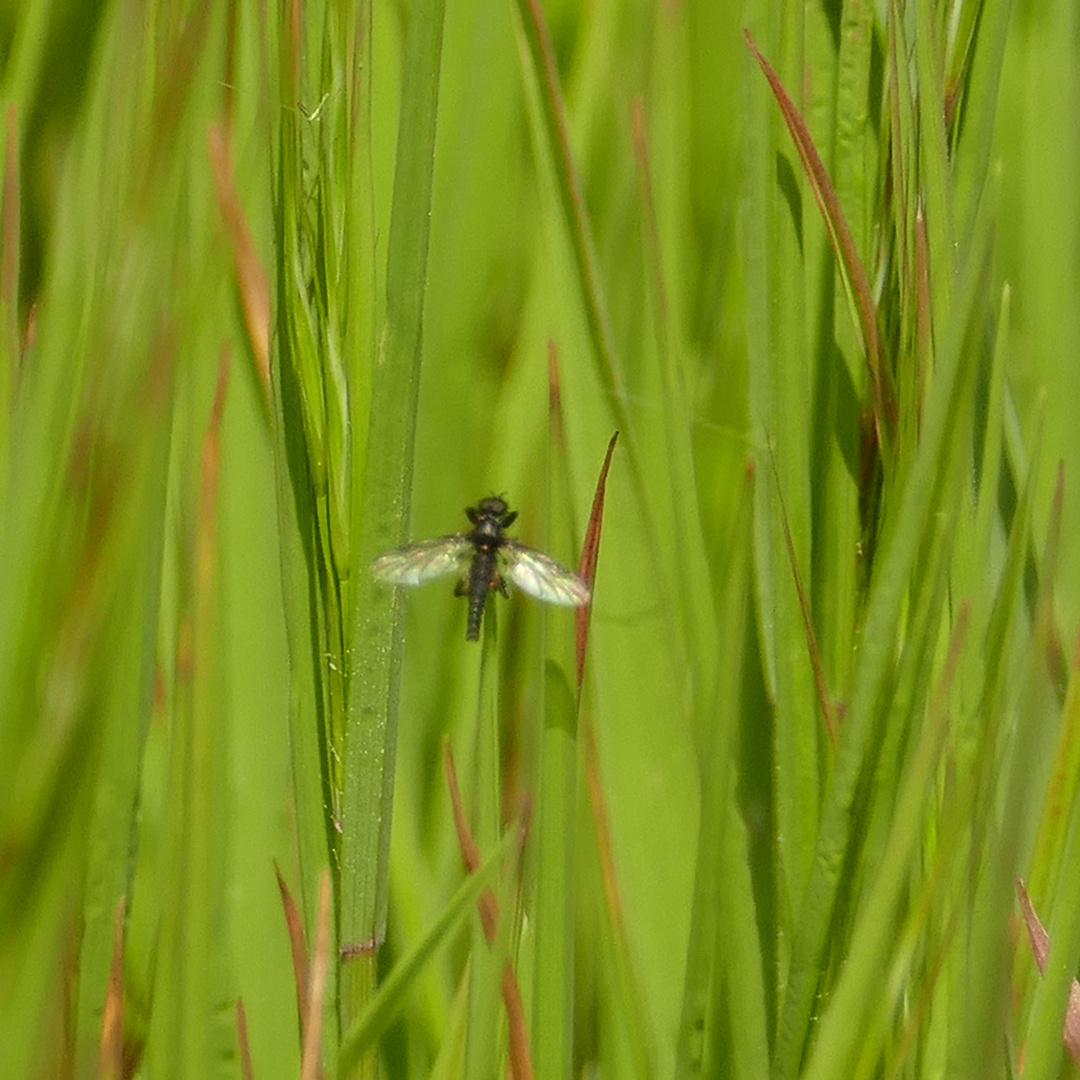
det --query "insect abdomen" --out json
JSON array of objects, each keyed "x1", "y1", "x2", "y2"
[{"x1": 466, "y1": 550, "x2": 496, "y2": 641}]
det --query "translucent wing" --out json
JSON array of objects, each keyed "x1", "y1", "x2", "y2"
[
  {"x1": 502, "y1": 542, "x2": 591, "y2": 606},
  {"x1": 371, "y1": 535, "x2": 472, "y2": 587}
]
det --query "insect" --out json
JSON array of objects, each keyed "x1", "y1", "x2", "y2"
[{"x1": 371, "y1": 496, "x2": 591, "y2": 641}]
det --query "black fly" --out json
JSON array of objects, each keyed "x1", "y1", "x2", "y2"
[{"x1": 371, "y1": 496, "x2": 590, "y2": 641}]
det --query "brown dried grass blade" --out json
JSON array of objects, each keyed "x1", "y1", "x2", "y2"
[
  {"x1": 299, "y1": 869, "x2": 332, "y2": 1080},
  {"x1": 95, "y1": 896, "x2": 125, "y2": 1080},
  {"x1": 235, "y1": 999, "x2": 255, "y2": 1080},
  {"x1": 576, "y1": 432, "x2": 618, "y2": 693},
  {"x1": 274, "y1": 860, "x2": 310, "y2": 1045},
  {"x1": 744, "y1": 29, "x2": 894, "y2": 452},
  {"x1": 1016, "y1": 878, "x2": 1080, "y2": 1068},
  {"x1": 207, "y1": 123, "x2": 271, "y2": 403}
]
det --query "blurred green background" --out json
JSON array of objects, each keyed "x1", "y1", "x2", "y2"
[{"x1": 1, "y1": 0, "x2": 1079, "y2": 1077}]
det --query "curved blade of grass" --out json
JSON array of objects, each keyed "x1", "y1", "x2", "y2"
[
  {"x1": 744, "y1": 29, "x2": 893, "y2": 454},
  {"x1": 274, "y1": 861, "x2": 311, "y2": 1045},
  {"x1": 337, "y1": 826, "x2": 518, "y2": 1076},
  {"x1": 575, "y1": 431, "x2": 618, "y2": 694}
]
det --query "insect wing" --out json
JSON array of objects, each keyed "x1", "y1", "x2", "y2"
[
  {"x1": 372, "y1": 535, "x2": 472, "y2": 587},
  {"x1": 503, "y1": 542, "x2": 591, "y2": 606}
]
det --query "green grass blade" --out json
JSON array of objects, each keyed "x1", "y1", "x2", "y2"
[
  {"x1": 742, "y1": 8, "x2": 820, "y2": 972},
  {"x1": 268, "y1": 0, "x2": 341, "y2": 969},
  {"x1": 802, "y1": 552, "x2": 962, "y2": 1080},
  {"x1": 674, "y1": 479, "x2": 766, "y2": 1080},
  {"x1": 814, "y1": 0, "x2": 873, "y2": 697},
  {"x1": 0, "y1": 0, "x2": 51, "y2": 110},
  {"x1": 147, "y1": 361, "x2": 235, "y2": 1080},
  {"x1": 914, "y1": 0, "x2": 955, "y2": 334},
  {"x1": 1022, "y1": 784, "x2": 1080, "y2": 1079},
  {"x1": 72, "y1": 406, "x2": 172, "y2": 1076},
  {"x1": 532, "y1": 660, "x2": 577, "y2": 1080},
  {"x1": 337, "y1": 826, "x2": 517, "y2": 1076},
  {"x1": 346, "y1": 0, "x2": 378, "y2": 594},
  {"x1": 952, "y1": 0, "x2": 1016, "y2": 247},
  {"x1": 953, "y1": 423, "x2": 1048, "y2": 1080},
  {"x1": 340, "y1": 0, "x2": 448, "y2": 1037},
  {"x1": 745, "y1": 29, "x2": 892, "y2": 450},
  {"x1": 511, "y1": 0, "x2": 624, "y2": 408},
  {"x1": 3, "y1": 0, "x2": 1075, "y2": 1076},
  {"x1": 510, "y1": 0, "x2": 668, "y2": 612},
  {"x1": 771, "y1": 177, "x2": 995, "y2": 1080}
]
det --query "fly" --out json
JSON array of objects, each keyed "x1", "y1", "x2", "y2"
[{"x1": 371, "y1": 496, "x2": 591, "y2": 641}]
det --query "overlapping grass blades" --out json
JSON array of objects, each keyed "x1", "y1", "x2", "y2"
[{"x1": 2, "y1": 0, "x2": 1079, "y2": 1077}]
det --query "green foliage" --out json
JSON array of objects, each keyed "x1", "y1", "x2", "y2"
[{"x1": 2, "y1": 0, "x2": 1079, "y2": 1078}]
